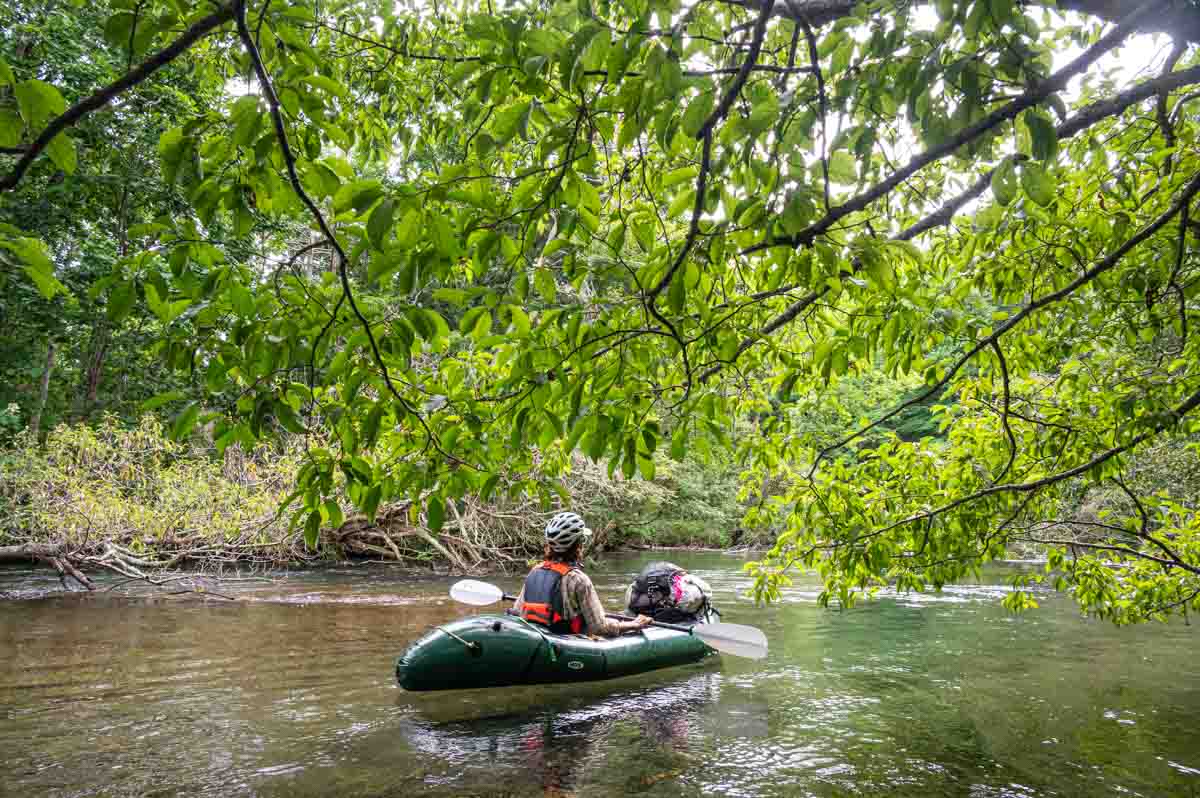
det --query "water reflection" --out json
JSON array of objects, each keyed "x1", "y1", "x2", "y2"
[
  {"x1": 0, "y1": 554, "x2": 1197, "y2": 797},
  {"x1": 370, "y1": 672, "x2": 773, "y2": 797}
]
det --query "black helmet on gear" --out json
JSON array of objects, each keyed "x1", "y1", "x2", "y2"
[{"x1": 545, "y1": 511, "x2": 592, "y2": 552}]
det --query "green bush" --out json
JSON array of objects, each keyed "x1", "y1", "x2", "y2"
[{"x1": 0, "y1": 415, "x2": 300, "y2": 553}]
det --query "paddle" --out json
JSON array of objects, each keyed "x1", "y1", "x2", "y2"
[{"x1": 449, "y1": 579, "x2": 768, "y2": 660}]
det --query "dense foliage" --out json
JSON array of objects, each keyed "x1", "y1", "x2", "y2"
[{"x1": 3, "y1": 0, "x2": 1199, "y2": 622}]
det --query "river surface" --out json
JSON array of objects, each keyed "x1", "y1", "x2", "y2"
[{"x1": 0, "y1": 552, "x2": 1198, "y2": 797}]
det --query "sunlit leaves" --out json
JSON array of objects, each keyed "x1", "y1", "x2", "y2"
[
  {"x1": 1020, "y1": 161, "x2": 1055, "y2": 207},
  {"x1": 0, "y1": 231, "x2": 65, "y2": 299},
  {"x1": 13, "y1": 79, "x2": 66, "y2": 129},
  {"x1": 991, "y1": 156, "x2": 1018, "y2": 206},
  {"x1": 1023, "y1": 110, "x2": 1058, "y2": 163}
]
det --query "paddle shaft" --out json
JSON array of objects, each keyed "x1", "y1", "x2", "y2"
[{"x1": 499, "y1": 593, "x2": 695, "y2": 634}]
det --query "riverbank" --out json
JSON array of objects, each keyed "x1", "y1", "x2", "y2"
[{"x1": 0, "y1": 417, "x2": 759, "y2": 591}]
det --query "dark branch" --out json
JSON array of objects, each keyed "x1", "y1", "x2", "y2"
[
  {"x1": 0, "y1": 4, "x2": 236, "y2": 192},
  {"x1": 728, "y1": 0, "x2": 1200, "y2": 43},
  {"x1": 647, "y1": 0, "x2": 777, "y2": 303},
  {"x1": 699, "y1": 61, "x2": 1200, "y2": 383},
  {"x1": 798, "y1": 14, "x2": 830, "y2": 212},
  {"x1": 990, "y1": 340, "x2": 1017, "y2": 486},
  {"x1": 744, "y1": 0, "x2": 1164, "y2": 255},
  {"x1": 808, "y1": 166, "x2": 1200, "y2": 475},
  {"x1": 233, "y1": 0, "x2": 456, "y2": 467}
]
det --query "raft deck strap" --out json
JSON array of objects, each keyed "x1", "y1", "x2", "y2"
[{"x1": 435, "y1": 625, "x2": 480, "y2": 653}]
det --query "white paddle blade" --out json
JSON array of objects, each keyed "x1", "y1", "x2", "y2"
[
  {"x1": 693, "y1": 622, "x2": 769, "y2": 660},
  {"x1": 449, "y1": 579, "x2": 505, "y2": 606}
]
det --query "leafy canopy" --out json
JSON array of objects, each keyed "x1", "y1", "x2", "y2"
[{"x1": 2, "y1": 0, "x2": 1200, "y2": 622}]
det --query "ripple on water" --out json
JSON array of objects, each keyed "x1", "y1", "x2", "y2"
[{"x1": 1, "y1": 554, "x2": 1199, "y2": 798}]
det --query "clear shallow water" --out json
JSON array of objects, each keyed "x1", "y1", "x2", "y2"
[{"x1": 0, "y1": 552, "x2": 1197, "y2": 797}]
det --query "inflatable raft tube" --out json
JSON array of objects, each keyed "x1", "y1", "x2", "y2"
[{"x1": 395, "y1": 614, "x2": 714, "y2": 691}]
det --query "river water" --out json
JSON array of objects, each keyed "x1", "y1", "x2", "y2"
[{"x1": 0, "y1": 552, "x2": 1197, "y2": 797}]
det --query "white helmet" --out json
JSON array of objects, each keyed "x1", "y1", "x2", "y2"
[{"x1": 545, "y1": 512, "x2": 592, "y2": 552}]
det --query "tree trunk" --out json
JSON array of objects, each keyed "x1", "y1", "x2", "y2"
[
  {"x1": 78, "y1": 318, "x2": 109, "y2": 418},
  {"x1": 28, "y1": 340, "x2": 56, "y2": 441}
]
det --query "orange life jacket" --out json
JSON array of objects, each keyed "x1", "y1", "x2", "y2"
[{"x1": 521, "y1": 561, "x2": 585, "y2": 634}]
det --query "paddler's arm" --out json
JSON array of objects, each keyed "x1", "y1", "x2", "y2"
[
  {"x1": 512, "y1": 585, "x2": 524, "y2": 613},
  {"x1": 563, "y1": 570, "x2": 651, "y2": 636}
]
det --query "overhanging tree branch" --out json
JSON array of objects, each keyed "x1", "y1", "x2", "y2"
[
  {"x1": 0, "y1": 4, "x2": 236, "y2": 192},
  {"x1": 232, "y1": 0, "x2": 460, "y2": 467},
  {"x1": 727, "y1": 0, "x2": 1200, "y2": 43},
  {"x1": 744, "y1": 0, "x2": 1164, "y2": 255},
  {"x1": 698, "y1": 61, "x2": 1200, "y2": 383},
  {"x1": 808, "y1": 166, "x2": 1200, "y2": 475},
  {"x1": 864, "y1": 380, "x2": 1200, "y2": 543}
]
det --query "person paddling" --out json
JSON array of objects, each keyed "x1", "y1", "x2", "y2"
[{"x1": 514, "y1": 511, "x2": 653, "y2": 637}]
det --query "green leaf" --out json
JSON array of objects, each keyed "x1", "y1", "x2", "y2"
[
  {"x1": 459, "y1": 306, "x2": 488, "y2": 334},
  {"x1": 746, "y1": 92, "x2": 780, "y2": 134},
  {"x1": 304, "y1": 510, "x2": 321, "y2": 549},
  {"x1": 300, "y1": 74, "x2": 348, "y2": 98},
  {"x1": 667, "y1": 189, "x2": 695, "y2": 219},
  {"x1": 1020, "y1": 162, "x2": 1055, "y2": 207},
  {"x1": 433, "y1": 287, "x2": 468, "y2": 306},
  {"x1": 427, "y1": 495, "x2": 445, "y2": 532},
  {"x1": 991, "y1": 156, "x2": 1018, "y2": 206},
  {"x1": 637, "y1": 452, "x2": 655, "y2": 481},
  {"x1": 334, "y1": 179, "x2": 384, "y2": 214},
  {"x1": 622, "y1": 437, "x2": 636, "y2": 478},
  {"x1": 144, "y1": 282, "x2": 168, "y2": 321},
  {"x1": 367, "y1": 198, "x2": 396, "y2": 249},
  {"x1": 0, "y1": 108, "x2": 24, "y2": 148},
  {"x1": 274, "y1": 401, "x2": 307, "y2": 434},
  {"x1": 470, "y1": 309, "x2": 493, "y2": 340},
  {"x1": 24, "y1": 263, "x2": 64, "y2": 299},
  {"x1": 781, "y1": 191, "x2": 812, "y2": 235},
  {"x1": 508, "y1": 305, "x2": 531, "y2": 337},
  {"x1": 534, "y1": 268, "x2": 556, "y2": 303},
  {"x1": 323, "y1": 499, "x2": 344, "y2": 530},
  {"x1": 431, "y1": 213, "x2": 459, "y2": 257},
  {"x1": 171, "y1": 403, "x2": 200, "y2": 441},
  {"x1": 362, "y1": 403, "x2": 385, "y2": 449},
  {"x1": 681, "y1": 91, "x2": 715, "y2": 139},
  {"x1": 141, "y1": 391, "x2": 187, "y2": 411},
  {"x1": 493, "y1": 101, "x2": 532, "y2": 145},
  {"x1": 361, "y1": 485, "x2": 382, "y2": 523},
  {"x1": 828, "y1": 151, "x2": 857, "y2": 183},
  {"x1": 670, "y1": 423, "x2": 687, "y2": 461},
  {"x1": 662, "y1": 166, "x2": 698, "y2": 189},
  {"x1": 107, "y1": 279, "x2": 137, "y2": 322},
  {"x1": 395, "y1": 207, "x2": 423, "y2": 249},
  {"x1": 1, "y1": 236, "x2": 64, "y2": 298},
  {"x1": 0, "y1": 57, "x2": 13, "y2": 88},
  {"x1": 668, "y1": 271, "x2": 686, "y2": 314},
  {"x1": 230, "y1": 281, "x2": 256, "y2": 317},
  {"x1": 14, "y1": 79, "x2": 66, "y2": 128},
  {"x1": 1024, "y1": 111, "x2": 1058, "y2": 162}
]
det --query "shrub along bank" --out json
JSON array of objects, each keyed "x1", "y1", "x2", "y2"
[{"x1": 0, "y1": 415, "x2": 754, "y2": 588}]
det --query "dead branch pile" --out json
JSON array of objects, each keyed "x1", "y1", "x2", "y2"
[
  {"x1": 0, "y1": 416, "x2": 674, "y2": 590},
  {"x1": 0, "y1": 416, "x2": 310, "y2": 590},
  {"x1": 330, "y1": 455, "x2": 671, "y2": 574}
]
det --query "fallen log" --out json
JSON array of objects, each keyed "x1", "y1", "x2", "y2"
[{"x1": 0, "y1": 543, "x2": 95, "y2": 589}]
